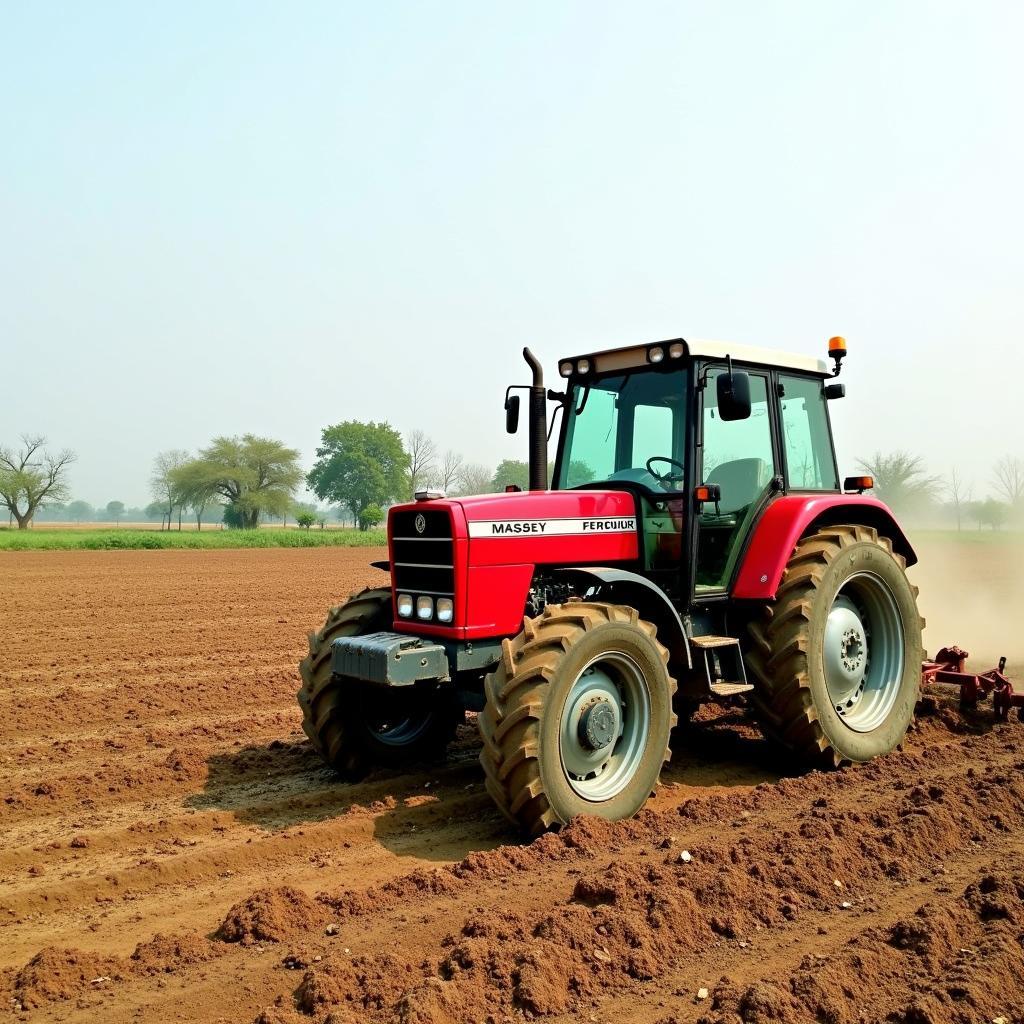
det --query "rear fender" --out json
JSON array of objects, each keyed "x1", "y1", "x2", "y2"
[
  {"x1": 732, "y1": 495, "x2": 916, "y2": 601},
  {"x1": 555, "y1": 566, "x2": 691, "y2": 669}
]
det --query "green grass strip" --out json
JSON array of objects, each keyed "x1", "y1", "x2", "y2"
[{"x1": 0, "y1": 528, "x2": 387, "y2": 551}]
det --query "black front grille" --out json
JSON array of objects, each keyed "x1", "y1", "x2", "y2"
[{"x1": 391, "y1": 509, "x2": 454, "y2": 597}]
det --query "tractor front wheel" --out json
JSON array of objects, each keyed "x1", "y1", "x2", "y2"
[
  {"x1": 298, "y1": 588, "x2": 462, "y2": 779},
  {"x1": 747, "y1": 525, "x2": 924, "y2": 767},
  {"x1": 478, "y1": 602, "x2": 677, "y2": 835}
]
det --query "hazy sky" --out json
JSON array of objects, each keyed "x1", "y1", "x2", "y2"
[{"x1": 3, "y1": 2, "x2": 1022, "y2": 507}]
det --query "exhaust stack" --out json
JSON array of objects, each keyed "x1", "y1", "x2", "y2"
[{"x1": 523, "y1": 347, "x2": 548, "y2": 491}]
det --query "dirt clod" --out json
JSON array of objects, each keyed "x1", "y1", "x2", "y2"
[{"x1": 217, "y1": 887, "x2": 327, "y2": 945}]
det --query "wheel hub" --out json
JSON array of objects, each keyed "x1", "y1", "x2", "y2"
[
  {"x1": 841, "y1": 628, "x2": 865, "y2": 673},
  {"x1": 578, "y1": 697, "x2": 617, "y2": 750},
  {"x1": 558, "y1": 653, "x2": 650, "y2": 802}
]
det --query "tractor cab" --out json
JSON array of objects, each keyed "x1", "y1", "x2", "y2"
[{"x1": 549, "y1": 338, "x2": 841, "y2": 605}]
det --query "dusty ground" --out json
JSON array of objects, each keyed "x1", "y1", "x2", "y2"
[{"x1": 1, "y1": 540, "x2": 1022, "y2": 1024}]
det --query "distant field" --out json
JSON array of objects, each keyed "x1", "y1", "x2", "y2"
[
  {"x1": 910, "y1": 528, "x2": 1024, "y2": 544},
  {"x1": 21, "y1": 520, "x2": 356, "y2": 532},
  {"x1": 0, "y1": 527, "x2": 386, "y2": 551}
]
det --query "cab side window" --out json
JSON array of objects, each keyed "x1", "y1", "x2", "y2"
[{"x1": 779, "y1": 375, "x2": 839, "y2": 490}]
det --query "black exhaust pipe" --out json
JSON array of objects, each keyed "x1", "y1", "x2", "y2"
[{"x1": 523, "y1": 347, "x2": 548, "y2": 491}]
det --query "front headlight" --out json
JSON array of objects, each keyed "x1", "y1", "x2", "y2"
[
  {"x1": 436, "y1": 598, "x2": 454, "y2": 623},
  {"x1": 416, "y1": 596, "x2": 434, "y2": 620},
  {"x1": 397, "y1": 593, "x2": 413, "y2": 617}
]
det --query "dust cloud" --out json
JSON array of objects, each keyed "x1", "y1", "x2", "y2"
[{"x1": 909, "y1": 535, "x2": 1024, "y2": 677}]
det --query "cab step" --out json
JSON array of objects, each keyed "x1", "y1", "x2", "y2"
[
  {"x1": 688, "y1": 634, "x2": 751, "y2": 697},
  {"x1": 689, "y1": 635, "x2": 742, "y2": 649},
  {"x1": 709, "y1": 681, "x2": 754, "y2": 698}
]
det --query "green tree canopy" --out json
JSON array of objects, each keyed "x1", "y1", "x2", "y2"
[
  {"x1": 169, "y1": 459, "x2": 223, "y2": 530},
  {"x1": 194, "y1": 435, "x2": 303, "y2": 529},
  {"x1": 360, "y1": 503, "x2": 385, "y2": 530},
  {"x1": 973, "y1": 497, "x2": 1010, "y2": 530},
  {"x1": 67, "y1": 499, "x2": 93, "y2": 523},
  {"x1": 306, "y1": 421, "x2": 408, "y2": 530},
  {"x1": 151, "y1": 449, "x2": 189, "y2": 530},
  {"x1": 491, "y1": 459, "x2": 530, "y2": 492},
  {"x1": 106, "y1": 500, "x2": 125, "y2": 523},
  {"x1": 0, "y1": 435, "x2": 75, "y2": 529}
]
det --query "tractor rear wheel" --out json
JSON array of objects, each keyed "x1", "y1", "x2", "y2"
[
  {"x1": 746, "y1": 524, "x2": 924, "y2": 767},
  {"x1": 298, "y1": 588, "x2": 462, "y2": 779},
  {"x1": 478, "y1": 601, "x2": 677, "y2": 835}
]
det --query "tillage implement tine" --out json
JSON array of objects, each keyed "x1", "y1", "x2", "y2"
[{"x1": 921, "y1": 646, "x2": 1022, "y2": 722}]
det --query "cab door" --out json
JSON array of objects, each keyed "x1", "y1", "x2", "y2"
[{"x1": 694, "y1": 366, "x2": 779, "y2": 594}]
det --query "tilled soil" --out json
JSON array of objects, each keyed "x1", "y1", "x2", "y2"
[{"x1": 1, "y1": 542, "x2": 1022, "y2": 1024}]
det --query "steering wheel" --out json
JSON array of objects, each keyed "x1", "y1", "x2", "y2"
[{"x1": 645, "y1": 456, "x2": 685, "y2": 485}]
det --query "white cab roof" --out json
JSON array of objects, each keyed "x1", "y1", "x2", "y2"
[{"x1": 562, "y1": 337, "x2": 831, "y2": 377}]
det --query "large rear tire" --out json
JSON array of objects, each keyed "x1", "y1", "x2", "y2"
[
  {"x1": 298, "y1": 588, "x2": 462, "y2": 779},
  {"x1": 746, "y1": 525, "x2": 924, "y2": 767},
  {"x1": 478, "y1": 602, "x2": 677, "y2": 835}
]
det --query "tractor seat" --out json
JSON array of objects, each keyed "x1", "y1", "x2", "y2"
[{"x1": 705, "y1": 458, "x2": 770, "y2": 514}]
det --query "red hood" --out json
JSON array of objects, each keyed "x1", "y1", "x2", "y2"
[
  {"x1": 450, "y1": 488, "x2": 637, "y2": 533},
  {"x1": 388, "y1": 489, "x2": 641, "y2": 639},
  {"x1": 446, "y1": 488, "x2": 640, "y2": 568}
]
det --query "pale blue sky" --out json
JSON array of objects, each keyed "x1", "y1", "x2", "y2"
[{"x1": 2, "y1": 2, "x2": 1022, "y2": 506}]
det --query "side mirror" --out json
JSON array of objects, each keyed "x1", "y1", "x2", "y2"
[
  {"x1": 716, "y1": 369, "x2": 751, "y2": 421},
  {"x1": 505, "y1": 393, "x2": 521, "y2": 434}
]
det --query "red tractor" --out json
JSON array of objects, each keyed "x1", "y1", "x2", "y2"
[{"x1": 298, "y1": 337, "x2": 927, "y2": 834}]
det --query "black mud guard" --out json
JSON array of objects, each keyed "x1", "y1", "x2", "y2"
[{"x1": 554, "y1": 566, "x2": 691, "y2": 670}]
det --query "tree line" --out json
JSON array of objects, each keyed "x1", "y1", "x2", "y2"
[
  {"x1": 0, "y1": 426, "x2": 537, "y2": 531},
  {"x1": 5, "y1": 427, "x2": 1022, "y2": 533},
  {"x1": 857, "y1": 452, "x2": 1024, "y2": 530}
]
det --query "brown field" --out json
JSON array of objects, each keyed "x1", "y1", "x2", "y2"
[{"x1": 1, "y1": 541, "x2": 1023, "y2": 1024}]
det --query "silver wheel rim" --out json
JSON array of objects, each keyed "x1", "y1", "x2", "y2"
[
  {"x1": 558, "y1": 651, "x2": 651, "y2": 801},
  {"x1": 823, "y1": 571, "x2": 905, "y2": 733}
]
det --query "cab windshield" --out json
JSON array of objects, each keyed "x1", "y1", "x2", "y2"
[{"x1": 555, "y1": 368, "x2": 687, "y2": 492}]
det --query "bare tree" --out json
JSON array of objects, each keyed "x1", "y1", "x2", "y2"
[
  {"x1": 992, "y1": 455, "x2": 1024, "y2": 508},
  {"x1": 454, "y1": 462, "x2": 494, "y2": 497},
  {"x1": 856, "y1": 451, "x2": 941, "y2": 515},
  {"x1": 406, "y1": 429, "x2": 437, "y2": 497},
  {"x1": 0, "y1": 435, "x2": 75, "y2": 529},
  {"x1": 440, "y1": 450, "x2": 463, "y2": 493},
  {"x1": 948, "y1": 467, "x2": 972, "y2": 533},
  {"x1": 151, "y1": 450, "x2": 189, "y2": 531}
]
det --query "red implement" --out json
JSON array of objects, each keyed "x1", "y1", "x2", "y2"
[{"x1": 922, "y1": 646, "x2": 1022, "y2": 722}]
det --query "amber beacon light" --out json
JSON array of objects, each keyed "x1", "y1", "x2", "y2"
[{"x1": 828, "y1": 335, "x2": 847, "y2": 376}]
